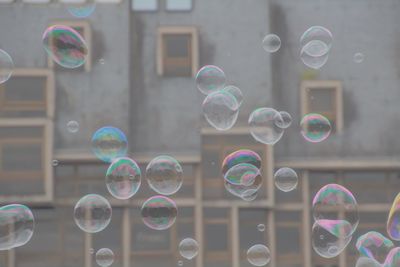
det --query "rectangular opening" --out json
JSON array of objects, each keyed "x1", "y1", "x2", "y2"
[
  {"x1": 166, "y1": 0, "x2": 192, "y2": 11},
  {"x1": 132, "y1": 0, "x2": 158, "y2": 11}
]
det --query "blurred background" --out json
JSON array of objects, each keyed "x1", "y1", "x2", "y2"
[{"x1": 0, "y1": 0, "x2": 399, "y2": 267}]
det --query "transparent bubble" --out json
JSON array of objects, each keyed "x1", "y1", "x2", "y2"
[
  {"x1": 91, "y1": 126, "x2": 128, "y2": 163},
  {"x1": 42, "y1": 25, "x2": 88, "y2": 69},
  {"x1": 354, "y1": 52, "x2": 364, "y2": 63},
  {"x1": 275, "y1": 111, "x2": 292, "y2": 129},
  {"x1": 224, "y1": 163, "x2": 260, "y2": 186},
  {"x1": 300, "y1": 113, "x2": 332, "y2": 143},
  {"x1": 223, "y1": 85, "x2": 243, "y2": 106},
  {"x1": 355, "y1": 257, "x2": 381, "y2": 267},
  {"x1": 262, "y1": 34, "x2": 281, "y2": 53},
  {"x1": 202, "y1": 90, "x2": 239, "y2": 131},
  {"x1": 52, "y1": 159, "x2": 59, "y2": 167},
  {"x1": 300, "y1": 26, "x2": 333, "y2": 50},
  {"x1": 67, "y1": 2, "x2": 96, "y2": 18},
  {"x1": 90, "y1": 248, "x2": 94, "y2": 254},
  {"x1": 73, "y1": 194, "x2": 112, "y2": 233},
  {"x1": 249, "y1": 107, "x2": 284, "y2": 145},
  {"x1": 312, "y1": 220, "x2": 352, "y2": 258},
  {"x1": 106, "y1": 157, "x2": 141, "y2": 200},
  {"x1": 221, "y1": 149, "x2": 262, "y2": 176},
  {"x1": 274, "y1": 167, "x2": 298, "y2": 192},
  {"x1": 313, "y1": 184, "x2": 359, "y2": 237},
  {"x1": 95, "y1": 248, "x2": 114, "y2": 267},
  {"x1": 300, "y1": 42, "x2": 329, "y2": 69},
  {"x1": 141, "y1": 195, "x2": 177, "y2": 230},
  {"x1": 383, "y1": 247, "x2": 400, "y2": 267},
  {"x1": 224, "y1": 175, "x2": 262, "y2": 199},
  {"x1": 302, "y1": 39, "x2": 329, "y2": 57},
  {"x1": 387, "y1": 193, "x2": 400, "y2": 240},
  {"x1": 67, "y1": 120, "x2": 79, "y2": 133},
  {"x1": 146, "y1": 155, "x2": 183, "y2": 196},
  {"x1": 247, "y1": 244, "x2": 271, "y2": 266},
  {"x1": 0, "y1": 204, "x2": 34, "y2": 250},
  {"x1": 196, "y1": 65, "x2": 226, "y2": 95},
  {"x1": 99, "y1": 58, "x2": 105, "y2": 65},
  {"x1": 178, "y1": 261, "x2": 183, "y2": 266},
  {"x1": 257, "y1": 224, "x2": 265, "y2": 232},
  {"x1": 0, "y1": 49, "x2": 13, "y2": 84},
  {"x1": 241, "y1": 189, "x2": 259, "y2": 202},
  {"x1": 179, "y1": 238, "x2": 199, "y2": 260},
  {"x1": 356, "y1": 231, "x2": 393, "y2": 263}
]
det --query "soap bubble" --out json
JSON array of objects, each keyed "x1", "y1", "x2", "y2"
[
  {"x1": 67, "y1": 120, "x2": 79, "y2": 133},
  {"x1": 383, "y1": 247, "x2": 400, "y2": 267},
  {"x1": 223, "y1": 85, "x2": 243, "y2": 106},
  {"x1": 146, "y1": 155, "x2": 183, "y2": 196},
  {"x1": 91, "y1": 126, "x2": 128, "y2": 163},
  {"x1": 300, "y1": 113, "x2": 332, "y2": 143},
  {"x1": 224, "y1": 174, "x2": 262, "y2": 199},
  {"x1": 99, "y1": 58, "x2": 105, "y2": 65},
  {"x1": 356, "y1": 231, "x2": 393, "y2": 263},
  {"x1": 249, "y1": 107, "x2": 284, "y2": 145},
  {"x1": 89, "y1": 248, "x2": 94, "y2": 254},
  {"x1": 221, "y1": 149, "x2": 262, "y2": 176},
  {"x1": 262, "y1": 34, "x2": 281, "y2": 53},
  {"x1": 73, "y1": 194, "x2": 112, "y2": 233},
  {"x1": 67, "y1": 2, "x2": 96, "y2": 18},
  {"x1": 202, "y1": 90, "x2": 239, "y2": 131},
  {"x1": 275, "y1": 111, "x2": 292, "y2": 129},
  {"x1": 0, "y1": 49, "x2": 13, "y2": 84},
  {"x1": 354, "y1": 52, "x2": 364, "y2": 63},
  {"x1": 106, "y1": 157, "x2": 141, "y2": 200},
  {"x1": 387, "y1": 193, "x2": 400, "y2": 240},
  {"x1": 302, "y1": 39, "x2": 330, "y2": 58},
  {"x1": 312, "y1": 220, "x2": 352, "y2": 258},
  {"x1": 247, "y1": 244, "x2": 271, "y2": 266},
  {"x1": 313, "y1": 184, "x2": 359, "y2": 237},
  {"x1": 274, "y1": 167, "x2": 298, "y2": 192},
  {"x1": 141, "y1": 196, "x2": 177, "y2": 230},
  {"x1": 0, "y1": 204, "x2": 34, "y2": 250},
  {"x1": 257, "y1": 224, "x2": 265, "y2": 232},
  {"x1": 42, "y1": 25, "x2": 88, "y2": 69},
  {"x1": 178, "y1": 261, "x2": 183, "y2": 266},
  {"x1": 224, "y1": 163, "x2": 260, "y2": 186},
  {"x1": 179, "y1": 238, "x2": 199, "y2": 260},
  {"x1": 300, "y1": 26, "x2": 333, "y2": 50},
  {"x1": 300, "y1": 41, "x2": 329, "y2": 69},
  {"x1": 95, "y1": 248, "x2": 114, "y2": 267},
  {"x1": 52, "y1": 159, "x2": 59, "y2": 167},
  {"x1": 355, "y1": 257, "x2": 381, "y2": 267},
  {"x1": 196, "y1": 65, "x2": 226, "y2": 95},
  {"x1": 241, "y1": 189, "x2": 259, "y2": 202}
]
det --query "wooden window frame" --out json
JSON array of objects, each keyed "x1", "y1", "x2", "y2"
[
  {"x1": 157, "y1": 26, "x2": 199, "y2": 77},
  {"x1": 300, "y1": 80, "x2": 343, "y2": 133},
  {"x1": 47, "y1": 20, "x2": 92, "y2": 72}
]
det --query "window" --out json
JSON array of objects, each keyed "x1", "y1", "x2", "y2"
[
  {"x1": 301, "y1": 80, "x2": 343, "y2": 133},
  {"x1": 132, "y1": 0, "x2": 158, "y2": 11},
  {"x1": 47, "y1": 21, "x2": 92, "y2": 72},
  {"x1": 166, "y1": 0, "x2": 192, "y2": 11},
  {"x1": 157, "y1": 26, "x2": 198, "y2": 77}
]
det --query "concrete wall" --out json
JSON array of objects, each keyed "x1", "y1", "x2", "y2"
[{"x1": 0, "y1": 1, "x2": 131, "y2": 152}]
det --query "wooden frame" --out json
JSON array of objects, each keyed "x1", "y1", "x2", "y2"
[
  {"x1": 0, "y1": 68, "x2": 54, "y2": 118},
  {"x1": 157, "y1": 26, "x2": 199, "y2": 77},
  {"x1": 47, "y1": 20, "x2": 92, "y2": 72},
  {"x1": 300, "y1": 80, "x2": 343, "y2": 133}
]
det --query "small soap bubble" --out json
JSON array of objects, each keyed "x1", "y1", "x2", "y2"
[
  {"x1": 275, "y1": 111, "x2": 292, "y2": 129},
  {"x1": 99, "y1": 58, "x2": 105, "y2": 65},
  {"x1": 274, "y1": 167, "x2": 298, "y2": 192},
  {"x1": 91, "y1": 126, "x2": 128, "y2": 163},
  {"x1": 90, "y1": 248, "x2": 94, "y2": 254},
  {"x1": 67, "y1": 1, "x2": 96, "y2": 18},
  {"x1": 221, "y1": 149, "x2": 262, "y2": 176},
  {"x1": 179, "y1": 238, "x2": 199, "y2": 260},
  {"x1": 300, "y1": 113, "x2": 332, "y2": 143},
  {"x1": 354, "y1": 52, "x2": 364, "y2": 63},
  {"x1": 0, "y1": 49, "x2": 13, "y2": 84},
  {"x1": 196, "y1": 65, "x2": 226, "y2": 95},
  {"x1": 141, "y1": 195, "x2": 177, "y2": 230},
  {"x1": 247, "y1": 244, "x2": 271, "y2": 266},
  {"x1": 67, "y1": 120, "x2": 79, "y2": 133},
  {"x1": 249, "y1": 107, "x2": 284, "y2": 145},
  {"x1": 257, "y1": 224, "x2": 265, "y2": 232},
  {"x1": 223, "y1": 85, "x2": 243, "y2": 106},
  {"x1": 262, "y1": 34, "x2": 281, "y2": 53},
  {"x1": 95, "y1": 248, "x2": 114, "y2": 267},
  {"x1": 178, "y1": 261, "x2": 183, "y2": 266},
  {"x1": 52, "y1": 159, "x2": 59, "y2": 167}
]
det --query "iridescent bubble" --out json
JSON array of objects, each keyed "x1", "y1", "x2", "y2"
[
  {"x1": 247, "y1": 244, "x2": 271, "y2": 266},
  {"x1": 300, "y1": 42, "x2": 329, "y2": 70},
  {"x1": 224, "y1": 163, "x2": 260, "y2": 186},
  {"x1": 300, "y1": 113, "x2": 332, "y2": 143},
  {"x1": 196, "y1": 65, "x2": 226, "y2": 95},
  {"x1": 42, "y1": 25, "x2": 88, "y2": 69},
  {"x1": 202, "y1": 90, "x2": 239, "y2": 131},
  {"x1": 312, "y1": 220, "x2": 352, "y2": 258},
  {"x1": 91, "y1": 126, "x2": 128, "y2": 163},
  {"x1": 313, "y1": 184, "x2": 359, "y2": 237},
  {"x1": 383, "y1": 247, "x2": 400, "y2": 267},
  {"x1": 354, "y1": 52, "x2": 364, "y2": 63},
  {"x1": 221, "y1": 149, "x2": 262, "y2": 176},
  {"x1": 106, "y1": 157, "x2": 141, "y2": 200},
  {"x1": 0, "y1": 49, "x2": 13, "y2": 84},
  {"x1": 146, "y1": 155, "x2": 183, "y2": 196},
  {"x1": 249, "y1": 107, "x2": 284, "y2": 145},
  {"x1": 274, "y1": 167, "x2": 298, "y2": 192},
  {"x1": 275, "y1": 111, "x2": 292, "y2": 129},
  {"x1": 95, "y1": 248, "x2": 114, "y2": 267},
  {"x1": 67, "y1": 2, "x2": 96, "y2": 18},
  {"x1": 179, "y1": 238, "x2": 199, "y2": 260},
  {"x1": 67, "y1": 120, "x2": 79, "y2": 133},
  {"x1": 73, "y1": 194, "x2": 112, "y2": 233},
  {"x1": 355, "y1": 257, "x2": 380, "y2": 267},
  {"x1": 300, "y1": 26, "x2": 333, "y2": 50},
  {"x1": 387, "y1": 193, "x2": 400, "y2": 240},
  {"x1": 0, "y1": 204, "x2": 34, "y2": 250},
  {"x1": 356, "y1": 231, "x2": 393, "y2": 263},
  {"x1": 223, "y1": 85, "x2": 243, "y2": 106},
  {"x1": 262, "y1": 34, "x2": 281, "y2": 53},
  {"x1": 257, "y1": 224, "x2": 265, "y2": 232},
  {"x1": 141, "y1": 196, "x2": 177, "y2": 230}
]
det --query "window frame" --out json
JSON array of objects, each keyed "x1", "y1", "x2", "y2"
[{"x1": 165, "y1": 0, "x2": 193, "y2": 12}]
